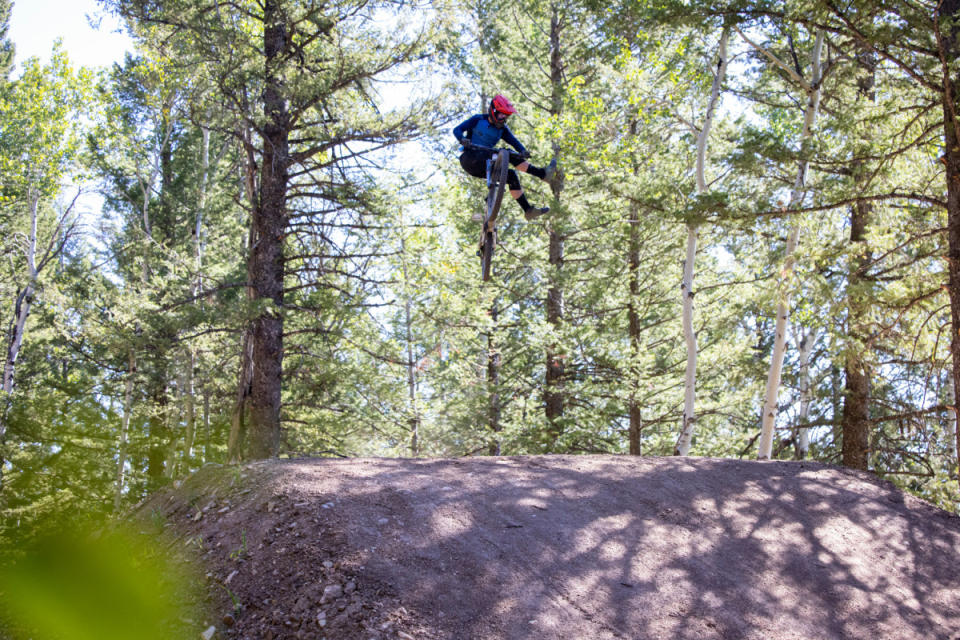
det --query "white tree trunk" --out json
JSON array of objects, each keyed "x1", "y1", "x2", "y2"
[
  {"x1": 758, "y1": 31, "x2": 824, "y2": 460},
  {"x1": 1, "y1": 190, "x2": 75, "y2": 475},
  {"x1": 164, "y1": 391, "x2": 178, "y2": 479},
  {"x1": 675, "y1": 224, "x2": 699, "y2": 455},
  {"x1": 674, "y1": 26, "x2": 729, "y2": 456},
  {"x1": 3, "y1": 288, "x2": 33, "y2": 397},
  {"x1": 183, "y1": 349, "x2": 196, "y2": 460},
  {"x1": 398, "y1": 228, "x2": 421, "y2": 456},
  {"x1": 405, "y1": 296, "x2": 420, "y2": 456},
  {"x1": 202, "y1": 386, "x2": 211, "y2": 462},
  {"x1": 759, "y1": 225, "x2": 801, "y2": 458},
  {"x1": 2, "y1": 191, "x2": 41, "y2": 398},
  {"x1": 114, "y1": 351, "x2": 136, "y2": 512},
  {"x1": 796, "y1": 327, "x2": 817, "y2": 458}
]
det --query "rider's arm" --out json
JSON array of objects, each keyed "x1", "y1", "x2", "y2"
[
  {"x1": 453, "y1": 115, "x2": 482, "y2": 145},
  {"x1": 501, "y1": 127, "x2": 528, "y2": 156}
]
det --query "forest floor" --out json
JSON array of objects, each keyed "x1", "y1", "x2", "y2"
[{"x1": 136, "y1": 455, "x2": 960, "y2": 640}]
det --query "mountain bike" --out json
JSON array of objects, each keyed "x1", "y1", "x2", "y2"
[{"x1": 468, "y1": 144, "x2": 510, "y2": 281}]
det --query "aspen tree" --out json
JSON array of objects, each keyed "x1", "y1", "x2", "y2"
[
  {"x1": 753, "y1": 30, "x2": 824, "y2": 461},
  {"x1": 796, "y1": 327, "x2": 817, "y2": 459},
  {"x1": 0, "y1": 51, "x2": 87, "y2": 483},
  {"x1": 674, "y1": 25, "x2": 729, "y2": 456}
]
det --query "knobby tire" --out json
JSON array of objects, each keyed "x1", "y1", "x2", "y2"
[
  {"x1": 481, "y1": 230, "x2": 495, "y2": 281},
  {"x1": 481, "y1": 150, "x2": 510, "y2": 282},
  {"x1": 487, "y1": 150, "x2": 509, "y2": 222}
]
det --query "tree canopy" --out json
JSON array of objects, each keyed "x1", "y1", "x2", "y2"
[{"x1": 1, "y1": 0, "x2": 958, "y2": 548}]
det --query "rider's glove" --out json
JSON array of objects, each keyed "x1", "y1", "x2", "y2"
[{"x1": 520, "y1": 149, "x2": 531, "y2": 159}]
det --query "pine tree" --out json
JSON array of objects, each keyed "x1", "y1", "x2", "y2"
[{"x1": 109, "y1": 0, "x2": 449, "y2": 459}]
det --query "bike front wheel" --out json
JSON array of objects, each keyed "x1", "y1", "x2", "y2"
[
  {"x1": 480, "y1": 149, "x2": 509, "y2": 282},
  {"x1": 486, "y1": 149, "x2": 510, "y2": 222}
]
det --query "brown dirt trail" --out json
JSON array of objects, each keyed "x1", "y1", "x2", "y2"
[{"x1": 139, "y1": 455, "x2": 960, "y2": 639}]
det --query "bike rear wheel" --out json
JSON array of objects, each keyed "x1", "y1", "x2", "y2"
[{"x1": 481, "y1": 228, "x2": 495, "y2": 281}]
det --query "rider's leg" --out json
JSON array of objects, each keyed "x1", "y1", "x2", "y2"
[
  {"x1": 507, "y1": 171, "x2": 528, "y2": 211},
  {"x1": 508, "y1": 170, "x2": 549, "y2": 219},
  {"x1": 460, "y1": 150, "x2": 488, "y2": 178},
  {"x1": 463, "y1": 150, "x2": 490, "y2": 221},
  {"x1": 523, "y1": 160, "x2": 556, "y2": 181},
  {"x1": 510, "y1": 156, "x2": 557, "y2": 182},
  {"x1": 511, "y1": 189, "x2": 530, "y2": 211}
]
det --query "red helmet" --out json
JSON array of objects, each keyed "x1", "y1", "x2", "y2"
[{"x1": 489, "y1": 94, "x2": 516, "y2": 126}]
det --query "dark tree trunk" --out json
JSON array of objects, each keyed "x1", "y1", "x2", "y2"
[
  {"x1": 544, "y1": 4, "x2": 565, "y2": 445},
  {"x1": 841, "y1": 359, "x2": 870, "y2": 469},
  {"x1": 841, "y1": 44, "x2": 876, "y2": 472},
  {"x1": 228, "y1": 326, "x2": 254, "y2": 462},
  {"x1": 627, "y1": 120, "x2": 642, "y2": 456},
  {"x1": 940, "y1": 0, "x2": 960, "y2": 484},
  {"x1": 230, "y1": 129, "x2": 258, "y2": 462},
  {"x1": 841, "y1": 198, "x2": 872, "y2": 470},
  {"x1": 545, "y1": 229, "x2": 564, "y2": 440},
  {"x1": 628, "y1": 401, "x2": 642, "y2": 456},
  {"x1": 247, "y1": 0, "x2": 289, "y2": 459},
  {"x1": 487, "y1": 303, "x2": 501, "y2": 456},
  {"x1": 160, "y1": 110, "x2": 173, "y2": 237},
  {"x1": 627, "y1": 229, "x2": 642, "y2": 455}
]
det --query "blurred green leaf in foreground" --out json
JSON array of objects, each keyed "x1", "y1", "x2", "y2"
[{"x1": 0, "y1": 524, "x2": 203, "y2": 640}]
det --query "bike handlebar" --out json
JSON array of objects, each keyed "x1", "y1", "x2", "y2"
[
  {"x1": 462, "y1": 142, "x2": 502, "y2": 154},
  {"x1": 461, "y1": 142, "x2": 529, "y2": 159}
]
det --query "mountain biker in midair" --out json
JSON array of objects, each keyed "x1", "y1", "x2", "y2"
[{"x1": 453, "y1": 94, "x2": 557, "y2": 221}]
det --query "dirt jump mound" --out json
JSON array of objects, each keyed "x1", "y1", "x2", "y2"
[{"x1": 142, "y1": 455, "x2": 960, "y2": 639}]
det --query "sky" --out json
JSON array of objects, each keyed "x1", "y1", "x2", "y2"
[{"x1": 9, "y1": 0, "x2": 132, "y2": 71}]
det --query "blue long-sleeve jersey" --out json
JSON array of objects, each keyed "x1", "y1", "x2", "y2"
[{"x1": 453, "y1": 114, "x2": 527, "y2": 155}]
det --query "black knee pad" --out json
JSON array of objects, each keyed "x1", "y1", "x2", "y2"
[{"x1": 507, "y1": 169, "x2": 521, "y2": 191}]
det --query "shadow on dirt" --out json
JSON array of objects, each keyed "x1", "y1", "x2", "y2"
[{"x1": 276, "y1": 456, "x2": 960, "y2": 640}]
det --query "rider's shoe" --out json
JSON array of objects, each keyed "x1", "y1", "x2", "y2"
[
  {"x1": 543, "y1": 158, "x2": 557, "y2": 182},
  {"x1": 471, "y1": 211, "x2": 484, "y2": 222},
  {"x1": 524, "y1": 206, "x2": 549, "y2": 221}
]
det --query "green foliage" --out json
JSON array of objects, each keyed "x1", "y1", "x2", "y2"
[
  {"x1": 0, "y1": 524, "x2": 203, "y2": 640},
  {"x1": 0, "y1": 0, "x2": 13, "y2": 81},
  {"x1": 0, "y1": 45, "x2": 92, "y2": 199},
  {"x1": 1, "y1": 0, "x2": 958, "y2": 533}
]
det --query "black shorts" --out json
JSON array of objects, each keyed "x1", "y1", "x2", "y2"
[{"x1": 459, "y1": 149, "x2": 524, "y2": 190}]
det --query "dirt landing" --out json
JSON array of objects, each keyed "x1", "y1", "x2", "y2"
[{"x1": 140, "y1": 455, "x2": 960, "y2": 639}]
